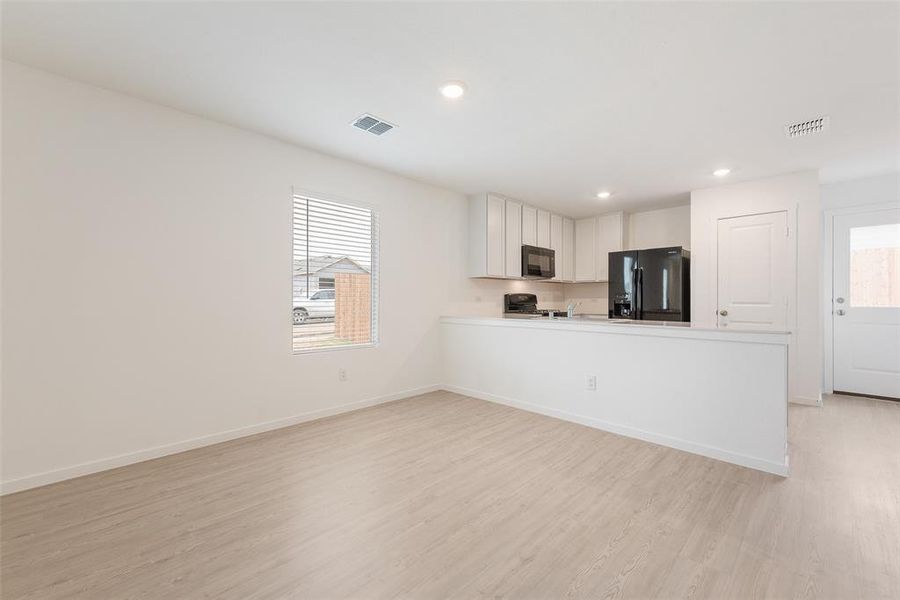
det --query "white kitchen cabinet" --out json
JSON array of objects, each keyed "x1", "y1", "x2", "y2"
[
  {"x1": 596, "y1": 212, "x2": 624, "y2": 281},
  {"x1": 574, "y1": 212, "x2": 623, "y2": 282},
  {"x1": 562, "y1": 217, "x2": 575, "y2": 282},
  {"x1": 537, "y1": 209, "x2": 551, "y2": 248},
  {"x1": 549, "y1": 213, "x2": 563, "y2": 281},
  {"x1": 468, "y1": 193, "x2": 506, "y2": 278},
  {"x1": 470, "y1": 192, "x2": 582, "y2": 281},
  {"x1": 504, "y1": 199, "x2": 522, "y2": 278},
  {"x1": 521, "y1": 205, "x2": 537, "y2": 246},
  {"x1": 574, "y1": 218, "x2": 597, "y2": 281}
]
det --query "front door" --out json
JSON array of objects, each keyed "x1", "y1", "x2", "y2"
[
  {"x1": 833, "y1": 207, "x2": 900, "y2": 399},
  {"x1": 716, "y1": 211, "x2": 789, "y2": 330}
]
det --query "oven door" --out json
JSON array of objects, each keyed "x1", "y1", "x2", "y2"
[{"x1": 521, "y1": 245, "x2": 556, "y2": 279}]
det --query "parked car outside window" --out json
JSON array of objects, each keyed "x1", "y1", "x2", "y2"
[{"x1": 293, "y1": 289, "x2": 335, "y2": 324}]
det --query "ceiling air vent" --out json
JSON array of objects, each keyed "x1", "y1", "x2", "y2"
[
  {"x1": 352, "y1": 113, "x2": 396, "y2": 136},
  {"x1": 785, "y1": 116, "x2": 829, "y2": 138}
]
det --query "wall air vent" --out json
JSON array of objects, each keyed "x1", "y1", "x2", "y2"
[
  {"x1": 352, "y1": 114, "x2": 396, "y2": 136},
  {"x1": 785, "y1": 116, "x2": 829, "y2": 138}
]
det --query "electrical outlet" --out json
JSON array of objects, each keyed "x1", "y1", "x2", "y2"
[
  {"x1": 338, "y1": 368, "x2": 348, "y2": 382},
  {"x1": 585, "y1": 375, "x2": 597, "y2": 391}
]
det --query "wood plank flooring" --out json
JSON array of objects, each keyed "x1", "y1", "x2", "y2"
[{"x1": 2, "y1": 391, "x2": 899, "y2": 599}]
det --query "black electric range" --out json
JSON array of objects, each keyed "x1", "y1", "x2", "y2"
[{"x1": 503, "y1": 293, "x2": 559, "y2": 317}]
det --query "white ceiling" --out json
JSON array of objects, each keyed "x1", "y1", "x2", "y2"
[{"x1": 3, "y1": 2, "x2": 898, "y2": 216}]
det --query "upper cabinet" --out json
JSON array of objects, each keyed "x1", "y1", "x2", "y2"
[
  {"x1": 469, "y1": 193, "x2": 614, "y2": 283},
  {"x1": 468, "y1": 194, "x2": 506, "y2": 278},
  {"x1": 549, "y1": 214, "x2": 563, "y2": 281},
  {"x1": 574, "y1": 212, "x2": 624, "y2": 282},
  {"x1": 504, "y1": 199, "x2": 523, "y2": 278},
  {"x1": 574, "y1": 218, "x2": 596, "y2": 282},
  {"x1": 521, "y1": 205, "x2": 537, "y2": 246},
  {"x1": 596, "y1": 212, "x2": 624, "y2": 281},
  {"x1": 536, "y1": 210, "x2": 551, "y2": 248},
  {"x1": 562, "y1": 217, "x2": 575, "y2": 282}
]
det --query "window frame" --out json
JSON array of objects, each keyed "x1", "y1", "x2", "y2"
[{"x1": 291, "y1": 188, "x2": 380, "y2": 355}]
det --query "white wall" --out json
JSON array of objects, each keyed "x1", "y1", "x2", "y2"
[
  {"x1": 691, "y1": 171, "x2": 822, "y2": 405},
  {"x1": 821, "y1": 172, "x2": 899, "y2": 211},
  {"x1": 624, "y1": 205, "x2": 691, "y2": 250},
  {"x1": 0, "y1": 62, "x2": 549, "y2": 492},
  {"x1": 563, "y1": 282, "x2": 609, "y2": 315}
]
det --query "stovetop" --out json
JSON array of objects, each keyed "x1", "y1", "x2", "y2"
[
  {"x1": 504, "y1": 293, "x2": 561, "y2": 318},
  {"x1": 504, "y1": 309, "x2": 559, "y2": 317}
]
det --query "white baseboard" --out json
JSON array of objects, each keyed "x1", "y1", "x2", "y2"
[
  {"x1": 790, "y1": 393, "x2": 823, "y2": 406},
  {"x1": 2, "y1": 382, "x2": 789, "y2": 494},
  {"x1": 0, "y1": 384, "x2": 441, "y2": 495},
  {"x1": 441, "y1": 385, "x2": 790, "y2": 477}
]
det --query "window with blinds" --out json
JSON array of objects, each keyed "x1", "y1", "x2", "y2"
[{"x1": 292, "y1": 193, "x2": 378, "y2": 353}]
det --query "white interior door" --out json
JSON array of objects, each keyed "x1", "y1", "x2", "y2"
[
  {"x1": 833, "y1": 207, "x2": 900, "y2": 399},
  {"x1": 716, "y1": 211, "x2": 789, "y2": 330}
]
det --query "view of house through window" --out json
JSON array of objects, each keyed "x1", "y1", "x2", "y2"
[
  {"x1": 292, "y1": 194, "x2": 377, "y2": 352},
  {"x1": 849, "y1": 223, "x2": 900, "y2": 307}
]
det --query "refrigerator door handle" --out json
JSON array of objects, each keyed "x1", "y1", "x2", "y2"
[
  {"x1": 638, "y1": 267, "x2": 644, "y2": 319},
  {"x1": 631, "y1": 265, "x2": 639, "y2": 319}
]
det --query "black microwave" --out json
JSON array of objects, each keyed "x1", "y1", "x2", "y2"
[{"x1": 521, "y1": 245, "x2": 556, "y2": 279}]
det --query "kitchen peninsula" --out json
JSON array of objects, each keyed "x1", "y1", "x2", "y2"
[{"x1": 440, "y1": 315, "x2": 790, "y2": 475}]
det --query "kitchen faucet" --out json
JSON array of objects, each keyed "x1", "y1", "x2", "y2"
[{"x1": 566, "y1": 302, "x2": 580, "y2": 318}]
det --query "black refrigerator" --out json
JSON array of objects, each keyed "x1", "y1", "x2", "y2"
[{"x1": 608, "y1": 247, "x2": 690, "y2": 322}]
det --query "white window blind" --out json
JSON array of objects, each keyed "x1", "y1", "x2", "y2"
[{"x1": 292, "y1": 193, "x2": 378, "y2": 353}]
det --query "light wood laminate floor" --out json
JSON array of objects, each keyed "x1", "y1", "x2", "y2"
[{"x1": 2, "y1": 391, "x2": 899, "y2": 599}]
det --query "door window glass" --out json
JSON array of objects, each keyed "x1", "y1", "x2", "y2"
[{"x1": 849, "y1": 223, "x2": 900, "y2": 307}]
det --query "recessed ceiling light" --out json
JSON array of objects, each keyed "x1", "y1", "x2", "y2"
[
  {"x1": 597, "y1": 191, "x2": 612, "y2": 199},
  {"x1": 713, "y1": 168, "x2": 731, "y2": 177},
  {"x1": 439, "y1": 81, "x2": 467, "y2": 99}
]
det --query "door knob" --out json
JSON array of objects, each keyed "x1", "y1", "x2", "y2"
[
  {"x1": 836, "y1": 309, "x2": 845, "y2": 316},
  {"x1": 719, "y1": 309, "x2": 728, "y2": 316},
  {"x1": 836, "y1": 297, "x2": 845, "y2": 304}
]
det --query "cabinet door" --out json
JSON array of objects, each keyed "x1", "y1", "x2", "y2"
[
  {"x1": 504, "y1": 200, "x2": 522, "y2": 278},
  {"x1": 562, "y1": 217, "x2": 575, "y2": 282},
  {"x1": 537, "y1": 210, "x2": 551, "y2": 248},
  {"x1": 574, "y1": 218, "x2": 597, "y2": 282},
  {"x1": 486, "y1": 195, "x2": 505, "y2": 277},
  {"x1": 596, "y1": 212, "x2": 624, "y2": 281},
  {"x1": 522, "y1": 206, "x2": 537, "y2": 246},
  {"x1": 550, "y1": 213, "x2": 563, "y2": 281}
]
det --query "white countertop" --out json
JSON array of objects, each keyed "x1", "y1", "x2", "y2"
[{"x1": 440, "y1": 314, "x2": 791, "y2": 345}]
